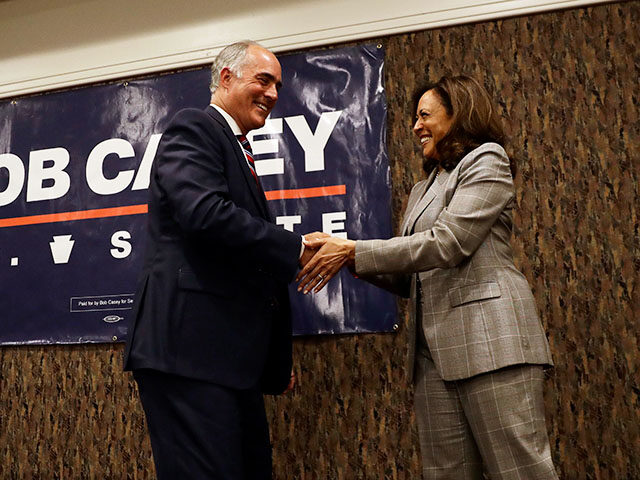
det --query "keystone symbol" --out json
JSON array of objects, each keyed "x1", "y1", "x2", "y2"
[{"x1": 49, "y1": 235, "x2": 75, "y2": 264}]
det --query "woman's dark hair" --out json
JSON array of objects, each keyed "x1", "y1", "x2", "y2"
[{"x1": 413, "y1": 75, "x2": 515, "y2": 176}]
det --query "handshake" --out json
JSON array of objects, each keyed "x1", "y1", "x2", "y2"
[{"x1": 296, "y1": 232, "x2": 357, "y2": 294}]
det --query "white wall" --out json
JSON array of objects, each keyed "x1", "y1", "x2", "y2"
[{"x1": 0, "y1": 0, "x2": 611, "y2": 99}]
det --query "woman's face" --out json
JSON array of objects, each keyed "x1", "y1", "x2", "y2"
[{"x1": 413, "y1": 89, "x2": 454, "y2": 160}]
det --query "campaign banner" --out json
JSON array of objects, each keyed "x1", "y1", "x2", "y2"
[{"x1": 0, "y1": 44, "x2": 395, "y2": 344}]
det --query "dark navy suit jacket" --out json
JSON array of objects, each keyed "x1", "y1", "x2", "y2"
[{"x1": 124, "y1": 106, "x2": 300, "y2": 394}]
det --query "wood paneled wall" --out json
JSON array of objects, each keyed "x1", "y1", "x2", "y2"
[{"x1": 1, "y1": 2, "x2": 638, "y2": 478}]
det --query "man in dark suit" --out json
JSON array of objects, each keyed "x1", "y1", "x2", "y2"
[{"x1": 124, "y1": 41, "x2": 312, "y2": 479}]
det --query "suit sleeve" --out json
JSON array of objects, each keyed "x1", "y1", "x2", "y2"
[
  {"x1": 355, "y1": 145, "x2": 514, "y2": 276},
  {"x1": 353, "y1": 179, "x2": 429, "y2": 297},
  {"x1": 155, "y1": 109, "x2": 300, "y2": 282}
]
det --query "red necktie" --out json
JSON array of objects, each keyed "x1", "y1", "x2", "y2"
[{"x1": 236, "y1": 135, "x2": 259, "y2": 185}]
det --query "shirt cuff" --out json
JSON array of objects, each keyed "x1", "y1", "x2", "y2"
[{"x1": 299, "y1": 236, "x2": 305, "y2": 259}]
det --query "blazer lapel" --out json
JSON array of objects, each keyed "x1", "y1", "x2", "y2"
[
  {"x1": 205, "y1": 106, "x2": 270, "y2": 219},
  {"x1": 402, "y1": 169, "x2": 439, "y2": 235}
]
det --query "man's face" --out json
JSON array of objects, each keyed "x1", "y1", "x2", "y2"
[{"x1": 222, "y1": 46, "x2": 282, "y2": 134}]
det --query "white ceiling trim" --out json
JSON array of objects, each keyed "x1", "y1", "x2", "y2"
[{"x1": 0, "y1": 0, "x2": 613, "y2": 99}]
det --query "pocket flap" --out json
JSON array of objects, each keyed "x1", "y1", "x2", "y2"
[
  {"x1": 178, "y1": 268, "x2": 233, "y2": 296},
  {"x1": 448, "y1": 282, "x2": 501, "y2": 307}
]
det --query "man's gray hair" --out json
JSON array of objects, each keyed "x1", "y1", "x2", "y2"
[{"x1": 210, "y1": 40, "x2": 262, "y2": 93}]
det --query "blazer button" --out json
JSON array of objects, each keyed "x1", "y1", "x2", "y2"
[
  {"x1": 270, "y1": 298, "x2": 279, "y2": 308},
  {"x1": 522, "y1": 338, "x2": 530, "y2": 349}
]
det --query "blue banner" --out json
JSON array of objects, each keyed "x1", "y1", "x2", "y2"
[{"x1": 0, "y1": 44, "x2": 395, "y2": 344}]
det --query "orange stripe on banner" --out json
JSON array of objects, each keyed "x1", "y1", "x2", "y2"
[
  {"x1": 264, "y1": 184, "x2": 346, "y2": 200},
  {"x1": 0, "y1": 204, "x2": 149, "y2": 228},
  {"x1": 0, "y1": 185, "x2": 346, "y2": 227}
]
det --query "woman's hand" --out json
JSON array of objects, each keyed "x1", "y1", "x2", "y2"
[
  {"x1": 299, "y1": 231, "x2": 330, "y2": 267},
  {"x1": 296, "y1": 236, "x2": 356, "y2": 294}
]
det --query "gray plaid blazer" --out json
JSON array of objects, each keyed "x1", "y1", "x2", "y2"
[{"x1": 355, "y1": 143, "x2": 553, "y2": 382}]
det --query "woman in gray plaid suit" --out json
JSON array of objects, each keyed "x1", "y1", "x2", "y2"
[{"x1": 298, "y1": 76, "x2": 559, "y2": 479}]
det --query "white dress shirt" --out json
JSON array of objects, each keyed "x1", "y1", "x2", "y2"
[{"x1": 210, "y1": 103, "x2": 305, "y2": 260}]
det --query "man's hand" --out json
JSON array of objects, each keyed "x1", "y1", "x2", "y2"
[
  {"x1": 283, "y1": 368, "x2": 296, "y2": 393},
  {"x1": 299, "y1": 232, "x2": 330, "y2": 268},
  {"x1": 304, "y1": 231, "x2": 330, "y2": 243},
  {"x1": 296, "y1": 236, "x2": 356, "y2": 294}
]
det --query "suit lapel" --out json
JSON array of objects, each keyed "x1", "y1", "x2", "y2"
[
  {"x1": 402, "y1": 169, "x2": 439, "y2": 235},
  {"x1": 205, "y1": 106, "x2": 270, "y2": 219}
]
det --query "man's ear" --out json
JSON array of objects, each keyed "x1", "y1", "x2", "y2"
[{"x1": 218, "y1": 67, "x2": 234, "y2": 90}]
